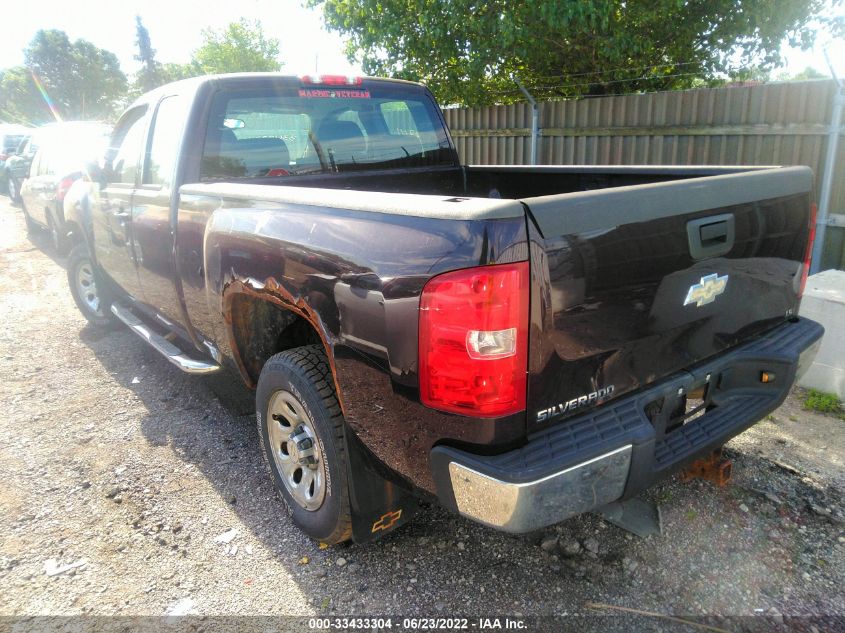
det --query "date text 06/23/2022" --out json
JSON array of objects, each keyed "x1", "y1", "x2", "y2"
[{"x1": 307, "y1": 617, "x2": 528, "y2": 630}]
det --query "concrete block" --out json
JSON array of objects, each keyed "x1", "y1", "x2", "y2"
[{"x1": 798, "y1": 270, "x2": 845, "y2": 398}]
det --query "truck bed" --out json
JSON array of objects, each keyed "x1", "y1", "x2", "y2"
[
  {"x1": 182, "y1": 163, "x2": 813, "y2": 436},
  {"x1": 193, "y1": 163, "x2": 782, "y2": 202}
]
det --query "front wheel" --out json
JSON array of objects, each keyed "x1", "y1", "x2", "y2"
[
  {"x1": 47, "y1": 211, "x2": 67, "y2": 255},
  {"x1": 256, "y1": 345, "x2": 352, "y2": 544},
  {"x1": 67, "y1": 243, "x2": 118, "y2": 328},
  {"x1": 7, "y1": 176, "x2": 21, "y2": 203},
  {"x1": 20, "y1": 201, "x2": 38, "y2": 234}
]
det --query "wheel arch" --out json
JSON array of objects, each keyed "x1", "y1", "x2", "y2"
[
  {"x1": 223, "y1": 282, "x2": 346, "y2": 414},
  {"x1": 62, "y1": 187, "x2": 96, "y2": 256}
]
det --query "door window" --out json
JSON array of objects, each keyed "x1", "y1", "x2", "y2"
[
  {"x1": 109, "y1": 108, "x2": 147, "y2": 186},
  {"x1": 145, "y1": 96, "x2": 186, "y2": 187}
]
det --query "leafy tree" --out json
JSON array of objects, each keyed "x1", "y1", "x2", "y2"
[
  {"x1": 0, "y1": 67, "x2": 45, "y2": 125},
  {"x1": 0, "y1": 30, "x2": 127, "y2": 123},
  {"x1": 160, "y1": 62, "x2": 202, "y2": 83},
  {"x1": 193, "y1": 19, "x2": 282, "y2": 74},
  {"x1": 311, "y1": 0, "x2": 845, "y2": 105},
  {"x1": 128, "y1": 18, "x2": 283, "y2": 97},
  {"x1": 133, "y1": 16, "x2": 164, "y2": 93},
  {"x1": 779, "y1": 66, "x2": 829, "y2": 81}
]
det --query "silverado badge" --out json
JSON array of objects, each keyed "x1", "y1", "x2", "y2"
[
  {"x1": 684, "y1": 273, "x2": 728, "y2": 307},
  {"x1": 536, "y1": 386, "x2": 615, "y2": 423}
]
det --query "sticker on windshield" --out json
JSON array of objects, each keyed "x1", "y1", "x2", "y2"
[{"x1": 298, "y1": 88, "x2": 371, "y2": 99}]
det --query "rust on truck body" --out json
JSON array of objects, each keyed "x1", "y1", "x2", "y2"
[{"x1": 221, "y1": 275, "x2": 346, "y2": 413}]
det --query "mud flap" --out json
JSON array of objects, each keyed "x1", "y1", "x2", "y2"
[{"x1": 344, "y1": 428, "x2": 419, "y2": 543}]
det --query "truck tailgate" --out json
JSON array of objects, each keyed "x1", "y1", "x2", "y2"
[{"x1": 523, "y1": 166, "x2": 814, "y2": 430}]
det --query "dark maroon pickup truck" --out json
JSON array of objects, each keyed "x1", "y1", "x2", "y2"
[{"x1": 62, "y1": 73, "x2": 823, "y2": 544}]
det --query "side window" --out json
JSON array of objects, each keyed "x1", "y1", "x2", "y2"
[
  {"x1": 145, "y1": 96, "x2": 185, "y2": 186},
  {"x1": 379, "y1": 102, "x2": 419, "y2": 136},
  {"x1": 109, "y1": 108, "x2": 147, "y2": 185}
]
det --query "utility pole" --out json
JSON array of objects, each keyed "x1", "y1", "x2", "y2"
[
  {"x1": 810, "y1": 50, "x2": 845, "y2": 274},
  {"x1": 513, "y1": 78, "x2": 539, "y2": 165}
]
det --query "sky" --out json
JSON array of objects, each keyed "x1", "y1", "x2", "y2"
[
  {"x1": 0, "y1": 0, "x2": 843, "y2": 82},
  {"x1": 0, "y1": 0, "x2": 361, "y2": 76}
]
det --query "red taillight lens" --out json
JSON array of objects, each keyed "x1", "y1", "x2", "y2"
[
  {"x1": 418, "y1": 261, "x2": 529, "y2": 417},
  {"x1": 57, "y1": 176, "x2": 76, "y2": 202},
  {"x1": 798, "y1": 202, "x2": 817, "y2": 298}
]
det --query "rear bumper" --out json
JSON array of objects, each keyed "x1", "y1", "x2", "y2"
[{"x1": 431, "y1": 317, "x2": 824, "y2": 533}]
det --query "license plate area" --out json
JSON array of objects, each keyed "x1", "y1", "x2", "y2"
[{"x1": 644, "y1": 375, "x2": 719, "y2": 441}]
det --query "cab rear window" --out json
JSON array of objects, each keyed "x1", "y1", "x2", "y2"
[{"x1": 200, "y1": 82, "x2": 454, "y2": 180}]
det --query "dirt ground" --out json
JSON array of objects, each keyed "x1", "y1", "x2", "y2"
[{"x1": 0, "y1": 195, "x2": 843, "y2": 631}]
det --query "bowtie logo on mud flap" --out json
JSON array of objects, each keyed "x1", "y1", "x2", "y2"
[
  {"x1": 371, "y1": 509, "x2": 403, "y2": 533},
  {"x1": 684, "y1": 273, "x2": 729, "y2": 307}
]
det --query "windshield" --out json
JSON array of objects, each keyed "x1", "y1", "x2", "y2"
[{"x1": 200, "y1": 81, "x2": 455, "y2": 180}]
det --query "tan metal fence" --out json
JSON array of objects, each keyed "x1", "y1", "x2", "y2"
[{"x1": 442, "y1": 80, "x2": 845, "y2": 269}]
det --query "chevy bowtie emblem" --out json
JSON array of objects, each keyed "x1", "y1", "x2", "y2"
[
  {"x1": 371, "y1": 509, "x2": 402, "y2": 533},
  {"x1": 684, "y1": 273, "x2": 728, "y2": 307}
]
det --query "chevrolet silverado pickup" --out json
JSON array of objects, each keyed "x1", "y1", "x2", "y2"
[{"x1": 62, "y1": 73, "x2": 823, "y2": 544}]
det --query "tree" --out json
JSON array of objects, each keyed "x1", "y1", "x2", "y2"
[
  {"x1": 160, "y1": 62, "x2": 201, "y2": 83},
  {"x1": 192, "y1": 19, "x2": 282, "y2": 74},
  {"x1": 0, "y1": 67, "x2": 45, "y2": 125},
  {"x1": 311, "y1": 0, "x2": 845, "y2": 105},
  {"x1": 779, "y1": 66, "x2": 829, "y2": 81},
  {"x1": 133, "y1": 16, "x2": 164, "y2": 93},
  {"x1": 0, "y1": 30, "x2": 127, "y2": 123}
]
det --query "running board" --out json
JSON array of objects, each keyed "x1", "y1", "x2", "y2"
[{"x1": 110, "y1": 303, "x2": 221, "y2": 375}]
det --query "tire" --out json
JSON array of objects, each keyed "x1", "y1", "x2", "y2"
[
  {"x1": 67, "y1": 243, "x2": 119, "y2": 328},
  {"x1": 47, "y1": 211, "x2": 67, "y2": 255},
  {"x1": 256, "y1": 345, "x2": 352, "y2": 544},
  {"x1": 7, "y1": 176, "x2": 20, "y2": 203},
  {"x1": 20, "y1": 201, "x2": 38, "y2": 234}
]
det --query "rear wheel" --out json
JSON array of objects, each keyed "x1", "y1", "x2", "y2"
[
  {"x1": 67, "y1": 243, "x2": 118, "y2": 328},
  {"x1": 256, "y1": 345, "x2": 352, "y2": 544}
]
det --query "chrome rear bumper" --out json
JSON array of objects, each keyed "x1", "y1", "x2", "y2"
[
  {"x1": 447, "y1": 445, "x2": 632, "y2": 533},
  {"x1": 431, "y1": 317, "x2": 824, "y2": 534}
]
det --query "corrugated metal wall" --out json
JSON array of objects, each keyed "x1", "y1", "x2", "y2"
[{"x1": 442, "y1": 80, "x2": 845, "y2": 269}]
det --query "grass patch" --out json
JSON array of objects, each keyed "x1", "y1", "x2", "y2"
[{"x1": 803, "y1": 389, "x2": 843, "y2": 416}]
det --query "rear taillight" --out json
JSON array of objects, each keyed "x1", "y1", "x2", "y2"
[
  {"x1": 418, "y1": 261, "x2": 529, "y2": 417},
  {"x1": 798, "y1": 202, "x2": 817, "y2": 298},
  {"x1": 57, "y1": 176, "x2": 75, "y2": 202},
  {"x1": 0, "y1": 153, "x2": 8, "y2": 161}
]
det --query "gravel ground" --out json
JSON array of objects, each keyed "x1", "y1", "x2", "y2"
[{"x1": 0, "y1": 195, "x2": 844, "y2": 630}]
